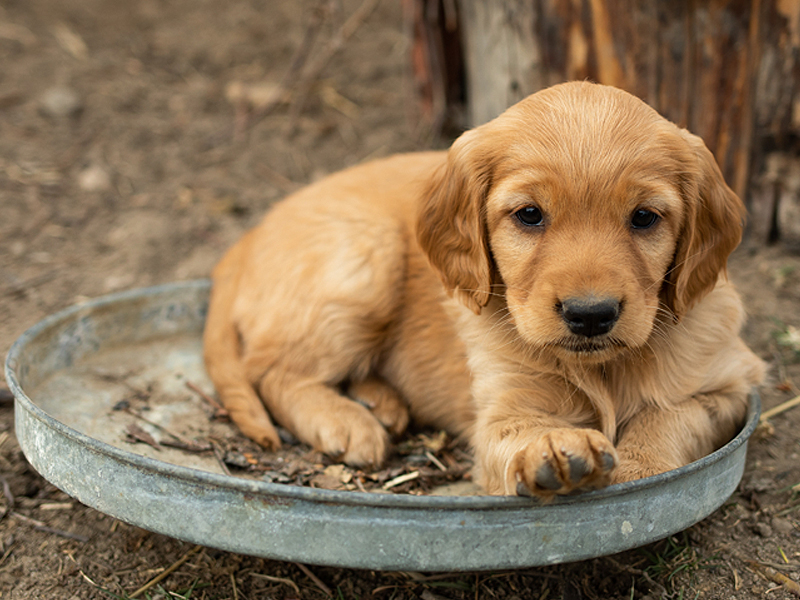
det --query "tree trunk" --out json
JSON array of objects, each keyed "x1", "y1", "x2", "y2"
[{"x1": 409, "y1": 0, "x2": 800, "y2": 242}]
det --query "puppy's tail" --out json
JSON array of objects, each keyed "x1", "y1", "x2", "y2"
[{"x1": 203, "y1": 244, "x2": 282, "y2": 450}]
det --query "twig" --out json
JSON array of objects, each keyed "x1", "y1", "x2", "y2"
[
  {"x1": 123, "y1": 407, "x2": 202, "y2": 449},
  {"x1": 729, "y1": 561, "x2": 742, "y2": 591},
  {"x1": 753, "y1": 559, "x2": 800, "y2": 570},
  {"x1": 760, "y1": 395, "x2": 800, "y2": 422},
  {"x1": 234, "y1": 1, "x2": 325, "y2": 133},
  {"x1": 160, "y1": 438, "x2": 213, "y2": 453},
  {"x1": 210, "y1": 440, "x2": 232, "y2": 476},
  {"x1": 287, "y1": 0, "x2": 382, "y2": 128},
  {"x1": 185, "y1": 380, "x2": 229, "y2": 418},
  {"x1": 79, "y1": 569, "x2": 100, "y2": 587},
  {"x1": 295, "y1": 562, "x2": 332, "y2": 597},
  {"x1": 425, "y1": 451, "x2": 447, "y2": 472},
  {"x1": 604, "y1": 556, "x2": 668, "y2": 598},
  {"x1": 251, "y1": 572, "x2": 301, "y2": 594},
  {"x1": 129, "y1": 544, "x2": 201, "y2": 599},
  {"x1": 10, "y1": 511, "x2": 89, "y2": 543},
  {"x1": 231, "y1": 572, "x2": 239, "y2": 600},
  {"x1": 241, "y1": 0, "x2": 328, "y2": 130},
  {"x1": 372, "y1": 584, "x2": 402, "y2": 595},
  {"x1": 39, "y1": 502, "x2": 74, "y2": 511},
  {"x1": 747, "y1": 560, "x2": 800, "y2": 597},
  {"x1": 0, "y1": 475, "x2": 14, "y2": 520},
  {"x1": 125, "y1": 422, "x2": 162, "y2": 450},
  {"x1": 0, "y1": 544, "x2": 13, "y2": 568},
  {"x1": 383, "y1": 471, "x2": 420, "y2": 490}
]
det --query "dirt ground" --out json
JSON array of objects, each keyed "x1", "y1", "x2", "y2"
[{"x1": 1, "y1": 0, "x2": 800, "y2": 598}]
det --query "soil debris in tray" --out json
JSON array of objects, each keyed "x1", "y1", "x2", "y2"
[
  {"x1": 116, "y1": 375, "x2": 475, "y2": 495},
  {"x1": 271, "y1": 429, "x2": 473, "y2": 494},
  {"x1": 191, "y1": 427, "x2": 473, "y2": 495}
]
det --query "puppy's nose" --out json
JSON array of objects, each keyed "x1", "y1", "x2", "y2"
[{"x1": 560, "y1": 297, "x2": 620, "y2": 337}]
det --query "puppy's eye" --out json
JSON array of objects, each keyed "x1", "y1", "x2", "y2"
[
  {"x1": 630, "y1": 209, "x2": 660, "y2": 230},
  {"x1": 514, "y1": 206, "x2": 544, "y2": 227}
]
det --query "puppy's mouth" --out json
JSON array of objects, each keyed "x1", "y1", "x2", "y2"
[{"x1": 551, "y1": 337, "x2": 627, "y2": 357}]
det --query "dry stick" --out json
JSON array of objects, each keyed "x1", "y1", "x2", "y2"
[
  {"x1": 210, "y1": 440, "x2": 232, "y2": 476},
  {"x1": 372, "y1": 585, "x2": 402, "y2": 595},
  {"x1": 239, "y1": 0, "x2": 328, "y2": 134},
  {"x1": 231, "y1": 572, "x2": 239, "y2": 600},
  {"x1": 753, "y1": 559, "x2": 800, "y2": 569},
  {"x1": 383, "y1": 470, "x2": 420, "y2": 490},
  {"x1": 129, "y1": 544, "x2": 202, "y2": 599},
  {"x1": 122, "y1": 407, "x2": 202, "y2": 450},
  {"x1": 295, "y1": 562, "x2": 333, "y2": 597},
  {"x1": 209, "y1": 0, "x2": 323, "y2": 148},
  {"x1": 10, "y1": 511, "x2": 89, "y2": 543},
  {"x1": 125, "y1": 423, "x2": 162, "y2": 451},
  {"x1": 760, "y1": 395, "x2": 800, "y2": 422},
  {"x1": 79, "y1": 569, "x2": 100, "y2": 587},
  {"x1": 0, "y1": 474, "x2": 14, "y2": 520},
  {"x1": 425, "y1": 451, "x2": 447, "y2": 472},
  {"x1": 287, "y1": 0, "x2": 382, "y2": 128},
  {"x1": 185, "y1": 380, "x2": 228, "y2": 418},
  {"x1": 251, "y1": 572, "x2": 301, "y2": 594},
  {"x1": 747, "y1": 560, "x2": 800, "y2": 598},
  {"x1": 0, "y1": 544, "x2": 13, "y2": 568},
  {"x1": 729, "y1": 562, "x2": 742, "y2": 591},
  {"x1": 604, "y1": 556, "x2": 668, "y2": 598}
]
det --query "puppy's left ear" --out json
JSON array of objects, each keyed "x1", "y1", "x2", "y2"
[
  {"x1": 664, "y1": 131, "x2": 747, "y2": 319},
  {"x1": 417, "y1": 128, "x2": 495, "y2": 315}
]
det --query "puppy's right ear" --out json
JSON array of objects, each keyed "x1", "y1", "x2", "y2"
[{"x1": 416, "y1": 129, "x2": 495, "y2": 315}]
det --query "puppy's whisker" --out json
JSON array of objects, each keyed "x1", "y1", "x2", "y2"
[{"x1": 455, "y1": 286, "x2": 509, "y2": 300}]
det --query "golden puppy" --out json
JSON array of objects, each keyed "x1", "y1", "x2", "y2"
[{"x1": 204, "y1": 82, "x2": 765, "y2": 498}]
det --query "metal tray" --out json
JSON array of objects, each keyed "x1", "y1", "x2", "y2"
[{"x1": 5, "y1": 281, "x2": 760, "y2": 571}]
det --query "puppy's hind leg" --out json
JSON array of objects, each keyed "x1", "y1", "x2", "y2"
[
  {"x1": 258, "y1": 371, "x2": 392, "y2": 467},
  {"x1": 346, "y1": 376, "x2": 410, "y2": 437},
  {"x1": 203, "y1": 251, "x2": 281, "y2": 450}
]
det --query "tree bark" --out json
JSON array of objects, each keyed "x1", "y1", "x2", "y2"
[{"x1": 410, "y1": 0, "x2": 800, "y2": 242}]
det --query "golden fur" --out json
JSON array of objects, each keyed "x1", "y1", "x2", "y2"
[{"x1": 203, "y1": 82, "x2": 765, "y2": 498}]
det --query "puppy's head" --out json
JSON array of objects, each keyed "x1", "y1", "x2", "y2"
[{"x1": 417, "y1": 82, "x2": 744, "y2": 362}]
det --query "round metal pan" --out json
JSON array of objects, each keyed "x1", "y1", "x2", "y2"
[{"x1": 5, "y1": 281, "x2": 760, "y2": 571}]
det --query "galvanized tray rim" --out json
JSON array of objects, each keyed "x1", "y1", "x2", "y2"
[{"x1": 5, "y1": 280, "x2": 761, "y2": 510}]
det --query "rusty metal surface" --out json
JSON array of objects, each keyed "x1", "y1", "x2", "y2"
[{"x1": 5, "y1": 281, "x2": 761, "y2": 571}]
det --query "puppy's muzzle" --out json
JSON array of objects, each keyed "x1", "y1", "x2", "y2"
[{"x1": 560, "y1": 297, "x2": 621, "y2": 338}]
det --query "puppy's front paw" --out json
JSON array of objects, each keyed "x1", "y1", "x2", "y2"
[
  {"x1": 315, "y1": 402, "x2": 390, "y2": 467},
  {"x1": 507, "y1": 428, "x2": 617, "y2": 498}
]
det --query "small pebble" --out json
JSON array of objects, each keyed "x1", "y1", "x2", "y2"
[
  {"x1": 77, "y1": 164, "x2": 111, "y2": 192},
  {"x1": 39, "y1": 86, "x2": 83, "y2": 119},
  {"x1": 731, "y1": 503, "x2": 751, "y2": 520},
  {"x1": 772, "y1": 516, "x2": 796, "y2": 536},
  {"x1": 103, "y1": 273, "x2": 135, "y2": 292},
  {"x1": 753, "y1": 522, "x2": 773, "y2": 537}
]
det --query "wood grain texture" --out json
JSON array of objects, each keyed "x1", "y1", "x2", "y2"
[{"x1": 412, "y1": 0, "x2": 800, "y2": 238}]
